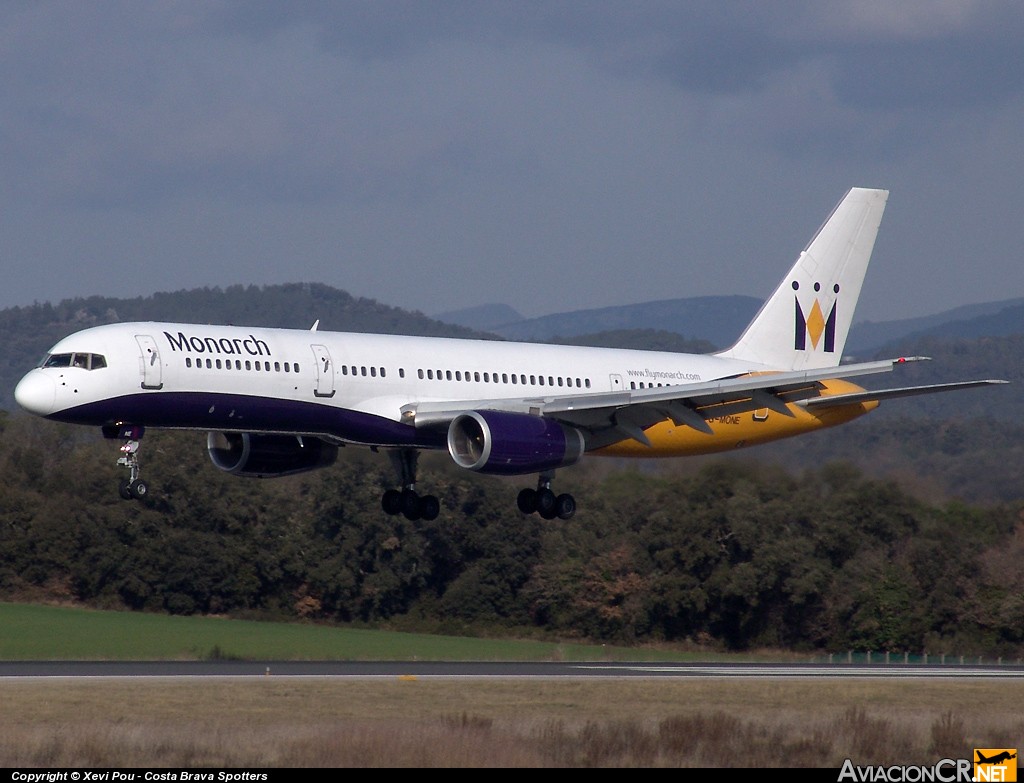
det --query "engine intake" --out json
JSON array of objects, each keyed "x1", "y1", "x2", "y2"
[
  {"x1": 447, "y1": 410, "x2": 584, "y2": 476},
  {"x1": 207, "y1": 432, "x2": 338, "y2": 478}
]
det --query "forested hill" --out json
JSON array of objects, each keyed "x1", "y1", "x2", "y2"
[{"x1": 0, "y1": 283, "x2": 493, "y2": 412}]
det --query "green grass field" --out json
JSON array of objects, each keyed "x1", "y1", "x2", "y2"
[{"x1": 0, "y1": 601, "x2": 733, "y2": 661}]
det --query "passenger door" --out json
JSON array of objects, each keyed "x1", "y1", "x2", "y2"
[
  {"x1": 311, "y1": 344, "x2": 336, "y2": 398},
  {"x1": 135, "y1": 335, "x2": 163, "y2": 390}
]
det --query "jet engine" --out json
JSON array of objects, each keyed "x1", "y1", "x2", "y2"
[
  {"x1": 447, "y1": 410, "x2": 585, "y2": 476},
  {"x1": 206, "y1": 432, "x2": 338, "y2": 478}
]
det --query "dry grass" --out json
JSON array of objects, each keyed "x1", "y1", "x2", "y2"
[{"x1": 1, "y1": 678, "x2": 1022, "y2": 767}]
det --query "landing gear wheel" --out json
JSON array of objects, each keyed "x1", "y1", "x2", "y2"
[
  {"x1": 518, "y1": 474, "x2": 577, "y2": 519},
  {"x1": 128, "y1": 479, "x2": 149, "y2": 500},
  {"x1": 517, "y1": 488, "x2": 538, "y2": 514},
  {"x1": 385, "y1": 448, "x2": 441, "y2": 520},
  {"x1": 381, "y1": 489, "x2": 403, "y2": 515},
  {"x1": 536, "y1": 488, "x2": 557, "y2": 518},
  {"x1": 401, "y1": 488, "x2": 421, "y2": 521},
  {"x1": 555, "y1": 493, "x2": 576, "y2": 520},
  {"x1": 118, "y1": 480, "x2": 133, "y2": 500},
  {"x1": 419, "y1": 494, "x2": 440, "y2": 522}
]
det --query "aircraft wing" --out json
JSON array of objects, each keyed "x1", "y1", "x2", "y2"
[{"x1": 402, "y1": 356, "x2": 1006, "y2": 449}]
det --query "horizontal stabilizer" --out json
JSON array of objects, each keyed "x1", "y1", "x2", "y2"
[{"x1": 801, "y1": 379, "x2": 1009, "y2": 409}]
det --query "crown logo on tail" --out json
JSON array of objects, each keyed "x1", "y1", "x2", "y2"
[{"x1": 793, "y1": 281, "x2": 839, "y2": 352}]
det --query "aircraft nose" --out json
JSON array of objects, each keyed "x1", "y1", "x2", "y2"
[{"x1": 14, "y1": 371, "x2": 56, "y2": 416}]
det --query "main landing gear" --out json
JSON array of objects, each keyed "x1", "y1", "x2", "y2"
[
  {"x1": 516, "y1": 472, "x2": 576, "y2": 520},
  {"x1": 378, "y1": 452, "x2": 576, "y2": 521},
  {"x1": 381, "y1": 449, "x2": 440, "y2": 521},
  {"x1": 103, "y1": 423, "x2": 149, "y2": 500}
]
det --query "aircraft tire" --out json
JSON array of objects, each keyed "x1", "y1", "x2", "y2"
[
  {"x1": 419, "y1": 494, "x2": 440, "y2": 521},
  {"x1": 517, "y1": 488, "x2": 538, "y2": 514},
  {"x1": 555, "y1": 493, "x2": 576, "y2": 520},
  {"x1": 129, "y1": 479, "x2": 148, "y2": 499},
  {"x1": 536, "y1": 488, "x2": 557, "y2": 517},
  {"x1": 381, "y1": 489, "x2": 403, "y2": 515},
  {"x1": 401, "y1": 489, "x2": 421, "y2": 521},
  {"x1": 118, "y1": 480, "x2": 133, "y2": 500}
]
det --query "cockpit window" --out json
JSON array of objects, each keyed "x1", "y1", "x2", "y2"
[{"x1": 42, "y1": 352, "x2": 107, "y2": 370}]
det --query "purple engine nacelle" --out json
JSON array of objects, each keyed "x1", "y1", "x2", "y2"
[
  {"x1": 447, "y1": 410, "x2": 585, "y2": 476},
  {"x1": 207, "y1": 432, "x2": 338, "y2": 478}
]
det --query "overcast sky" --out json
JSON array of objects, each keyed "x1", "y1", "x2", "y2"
[{"x1": 2, "y1": 1, "x2": 1022, "y2": 325}]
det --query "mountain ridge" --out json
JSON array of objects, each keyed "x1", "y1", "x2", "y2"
[{"x1": 434, "y1": 296, "x2": 1024, "y2": 353}]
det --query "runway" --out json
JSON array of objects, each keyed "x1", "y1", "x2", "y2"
[{"x1": 2, "y1": 660, "x2": 1023, "y2": 678}]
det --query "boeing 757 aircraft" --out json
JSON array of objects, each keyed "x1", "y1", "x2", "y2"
[{"x1": 14, "y1": 188, "x2": 1006, "y2": 520}]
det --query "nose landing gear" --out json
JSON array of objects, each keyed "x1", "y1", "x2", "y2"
[{"x1": 104, "y1": 422, "x2": 149, "y2": 500}]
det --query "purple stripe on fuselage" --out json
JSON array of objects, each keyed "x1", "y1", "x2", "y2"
[{"x1": 45, "y1": 392, "x2": 445, "y2": 449}]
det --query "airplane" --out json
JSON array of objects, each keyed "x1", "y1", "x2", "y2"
[
  {"x1": 976, "y1": 751, "x2": 1016, "y2": 765},
  {"x1": 13, "y1": 188, "x2": 1007, "y2": 521}
]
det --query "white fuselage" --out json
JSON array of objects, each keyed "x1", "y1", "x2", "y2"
[{"x1": 15, "y1": 321, "x2": 762, "y2": 452}]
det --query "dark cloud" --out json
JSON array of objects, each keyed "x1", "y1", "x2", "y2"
[{"x1": 1, "y1": 1, "x2": 1022, "y2": 323}]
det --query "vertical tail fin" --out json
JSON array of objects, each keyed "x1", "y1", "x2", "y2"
[{"x1": 716, "y1": 187, "x2": 889, "y2": 370}]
